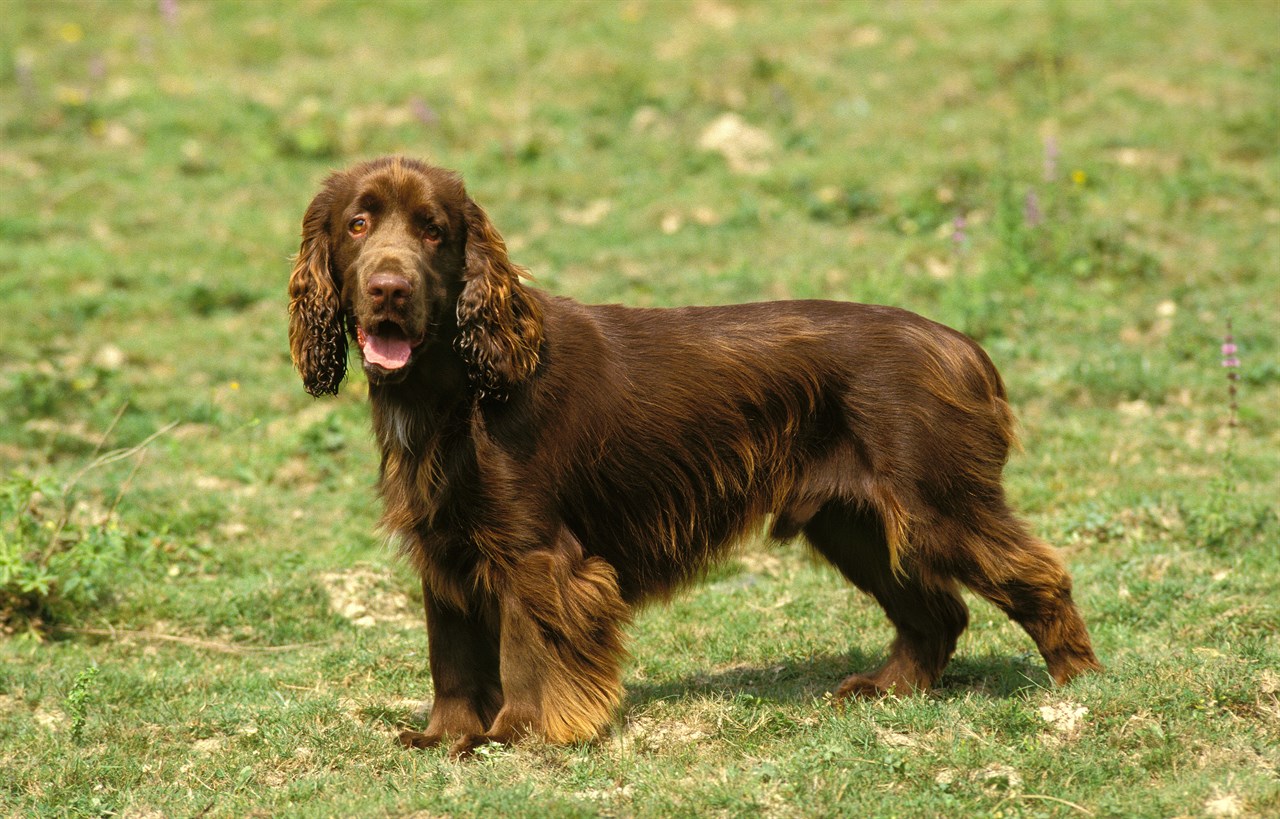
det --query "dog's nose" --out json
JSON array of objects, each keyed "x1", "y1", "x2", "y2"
[{"x1": 367, "y1": 273, "x2": 412, "y2": 307}]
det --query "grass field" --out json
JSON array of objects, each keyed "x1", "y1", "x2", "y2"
[{"x1": 2, "y1": 1, "x2": 1277, "y2": 816}]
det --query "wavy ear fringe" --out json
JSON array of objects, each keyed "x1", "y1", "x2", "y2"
[
  {"x1": 288, "y1": 190, "x2": 346, "y2": 397},
  {"x1": 456, "y1": 199, "x2": 544, "y2": 401}
]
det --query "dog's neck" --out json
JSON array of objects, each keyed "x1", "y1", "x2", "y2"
[
  {"x1": 367, "y1": 341, "x2": 473, "y2": 538},
  {"x1": 367, "y1": 339, "x2": 470, "y2": 455}
]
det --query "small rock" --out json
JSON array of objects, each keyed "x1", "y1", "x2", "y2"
[
  {"x1": 93, "y1": 344, "x2": 126, "y2": 370},
  {"x1": 698, "y1": 113, "x2": 775, "y2": 175}
]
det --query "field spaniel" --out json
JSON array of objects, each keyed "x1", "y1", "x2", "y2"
[{"x1": 288, "y1": 157, "x2": 1100, "y2": 757}]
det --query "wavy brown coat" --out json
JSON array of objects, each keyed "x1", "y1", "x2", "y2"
[{"x1": 288, "y1": 157, "x2": 1101, "y2": 758}]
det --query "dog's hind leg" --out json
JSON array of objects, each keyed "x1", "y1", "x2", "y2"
[
  {"x1": 943, "y1": 508, "x2": 1102, "y2": 685},
  {"x1": 802, "y1": 501, "x2": 970, "y2": 698}
]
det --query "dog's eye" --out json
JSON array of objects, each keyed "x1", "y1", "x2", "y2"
[
  {"x1": 349, "y1": 216, "x2": 369, "y2": 236},
  {"x1": 423, "y1": 223, "x2": 442, "y2": 243}
]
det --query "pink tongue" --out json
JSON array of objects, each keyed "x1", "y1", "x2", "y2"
[{"x1": 362, "y1": 333, "x2": 413, "y2": 369}]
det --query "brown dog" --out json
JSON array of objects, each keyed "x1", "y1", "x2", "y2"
[{"x1": 287, "y1": 157, "x2": 1100, "y2": 757}]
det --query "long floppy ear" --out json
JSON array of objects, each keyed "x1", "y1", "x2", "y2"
[
  {"x1": 456, "y1": 198, "x2": 545, "y2": 401},
  {"x1": 287, "y1": 187, "x2": 346, "y2": 397}
]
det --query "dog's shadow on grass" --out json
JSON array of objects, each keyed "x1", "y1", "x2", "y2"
[
  {"x1": 382, "y1": 652, "x2": 1055, "y2": 733},
  {"x1": 624, "y1": 650, "x2": 1052, "y2": 708}
]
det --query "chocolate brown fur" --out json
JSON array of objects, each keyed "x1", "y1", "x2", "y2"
[{"x1": 287, "y1": 157, "x2": 1101, "y2": 757}]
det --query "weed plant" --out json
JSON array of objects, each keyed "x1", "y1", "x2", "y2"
[{"x1": 1182, "y1": 321, "x2": 1276, "y2": 552}]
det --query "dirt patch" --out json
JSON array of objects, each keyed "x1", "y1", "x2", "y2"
[
  {"x1": 875, "y1": 726, "x2": 920, "y2": 749},
  {"x1": 192, "y1": 736, "x2": 226, "y2": 754},
  {"x1": 622, "y1": 714, "x2": 710, "y2": 753},
  {"x1": 698, "y1": 113, "x2": 775, "y2": 175},
  {"x1": 1203, "y1": 790, "x2": 1244, "y2": 818},
  {"x1": 1039, "y1": 700, "x2": 1089, "y2": 736},
  {"x1": 736, "y1": 549, "x2": 784, "y2": 578},
  {"x1": 319, "y1": 568, "x2": 419, "y2": 630},
  {"x1": 937, "y1": 764, "x2": 1024, "y2": 795}
]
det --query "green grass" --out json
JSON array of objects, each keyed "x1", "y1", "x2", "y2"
[{"x1": 2, "y1": 1, "x2": 1277, "y2": 816}]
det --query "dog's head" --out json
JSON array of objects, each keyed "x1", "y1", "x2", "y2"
[{"x1": 287, "y1": 157, "x2": 543, "y2": 398}]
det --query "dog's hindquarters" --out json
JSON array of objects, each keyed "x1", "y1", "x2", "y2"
[{"x1": 795, "y1": 309, "x2": 1100, "y2": 693}]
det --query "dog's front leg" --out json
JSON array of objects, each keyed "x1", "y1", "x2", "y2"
[
  {"x1": 449, "y1": 537, "x2": 630, "y2": 758},
  {"x1": 399, "y1": 584, "x2": 502, "y2": 750}
]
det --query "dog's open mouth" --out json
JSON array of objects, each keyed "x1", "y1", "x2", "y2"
[{"x1": 357, "y1": 322, "x2": 423, "y2": 372}]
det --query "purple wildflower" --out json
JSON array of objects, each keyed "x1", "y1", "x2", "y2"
[
  {"x1": 1222, "y1": 320, "x2": 1239, "y2": 427},
  {"x1": 1043, "y1": 135, "x2": 1059, "y2": 182},
  {"x1": 950, "y1": 214, "x2": 970, "y2": 278},
  {"x1": 1024, "y1": 190, "x2": 1042, "y2": 227},
  {"x1": 159, "y1": 0, "x2": 179, "y2": 27},
  {"x1": 1222, "y1": 322, "x2": 1240, "y2": 369},
  {"x1": 410, "y1": 96, "x2": 439, "y2": 127}
]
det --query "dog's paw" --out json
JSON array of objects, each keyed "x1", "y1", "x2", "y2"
[
  {"x1": 833, "y1": 674, "x2": 905, "y2": 701},
  {"x1": 448, "y1": 733, "x2": 493, "y2": 759},
  {"x1": 397, "y1": 729, "x2": 443, "y2": 750}
]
